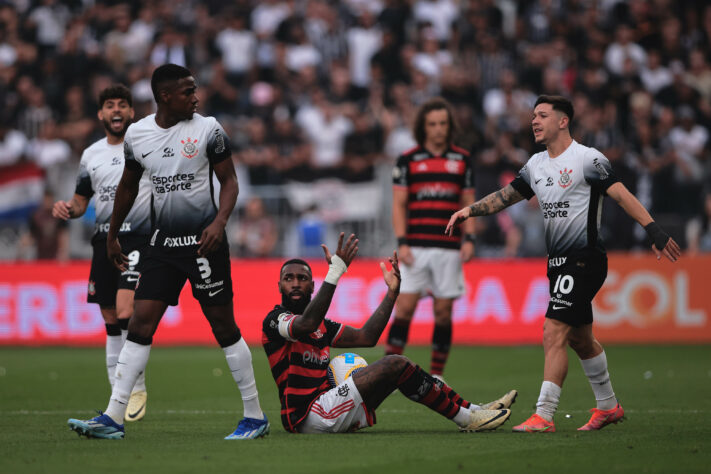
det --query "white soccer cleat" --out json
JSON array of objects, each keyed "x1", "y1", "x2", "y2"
[
  {"x1": 478, "y1": 389, "x2": 518, "y2": 411},
  {"x1": 125, "y1": 390, "x2": 147, "y2": 422},
  {"x1": 460, "y1": 409, "x2": 511, "y2": 432}
]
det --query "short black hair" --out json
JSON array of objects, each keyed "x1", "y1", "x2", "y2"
[
  {"x1": 151, "y1": 64, "x2": 192, "y2": 102},
  {"x1": 280, "y1": 259, "x2": 312, "y2": 274},
  {"x1": 535, "y1": 95, "x2": 574, "y2": 123},
  {"x1": 98, "y1": 84, "x2": 133, "y2": 108}
]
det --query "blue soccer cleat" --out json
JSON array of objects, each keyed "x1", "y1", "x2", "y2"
[
  {"x1": 224, "y1": 414, "x2": 270, "y2": 440},
  {"x1": 68, "y1": 411, "x2": 125, "y2": 439}
]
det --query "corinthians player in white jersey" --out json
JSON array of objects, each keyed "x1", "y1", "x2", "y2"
[
  {"x1": 446, "y1": 95, "x2": 681, "y2": 433},
  {"x1": 68, "y1": 64, "x2": 268, "y2": 440},
  {"x1": 53, "y1": 85, "x2": 151, "y2": 422}
]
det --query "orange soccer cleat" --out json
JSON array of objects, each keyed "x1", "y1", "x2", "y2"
[
  {"x1": 512, "y1": 413, "x2": 556, "y2": 433},
  {"x1": 577, "y1": 402, "x2": 625, "y2": 431}
]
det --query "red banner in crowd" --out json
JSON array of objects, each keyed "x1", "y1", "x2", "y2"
[{"x1": 1, "y1": 254, "x2": 710, "y2": 346}]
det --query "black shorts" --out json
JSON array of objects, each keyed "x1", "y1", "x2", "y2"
[
  {"x1": 134, "y1": 243, "x2": 233, "y2": 306},
  {"x1": 88, "y1": 235, "x2": 149, "y2": 307},
  {"x1": 545, "y1": 250, "x2": 607, "y2": 327}
]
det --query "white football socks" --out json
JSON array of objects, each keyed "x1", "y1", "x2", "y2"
[
  {"x1": 223, "y1": 338, "x2": 263, "y2": 420},
  {"x1": 106, "y1": 334, "x2": 122, "y2": 387},
  {"x1": 535, "y1": 381, "x2": 561, "y2": 422},
  {"x1": 105, "y1": 340, "x2": 151, "y2": 423},
  {"x1": 119, "y1": 322, "x2": 146, "y2": 393},
  {"x1": 453, "y1": 406, "x2": 472, "y2": 427},
  {"x1": 580, "y1": 351, "x2": 617, "y2": 410}
]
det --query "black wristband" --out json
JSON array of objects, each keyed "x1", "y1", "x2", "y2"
[
  {"x1": 644, "y1": 222, "x2": 670, "y2": 250},
  {"x1": 463, "y1": 234, "x2": 477, "y2": 245},
  {"x1": 397, "y1": 237, "x2": 408, "y2": 247}
]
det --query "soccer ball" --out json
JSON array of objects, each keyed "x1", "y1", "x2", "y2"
[{"x1": 327, "y1": 353, "x2": 368, "y2": 387}]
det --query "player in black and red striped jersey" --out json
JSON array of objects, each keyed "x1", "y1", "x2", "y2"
[
  {"x1": 262, "y1": 233, "x2": 516, "y2": 434},
  {"x1": 386, "y1": 97, "x2": 476, "y2": 379}
]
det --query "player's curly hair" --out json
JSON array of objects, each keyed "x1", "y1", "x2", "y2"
[
  {"x1": 413, "y1": 97, "x2": 458, "y2": 147},
  {"x1": 98, "y1": 84, "x2": 133, "y2": 108}
]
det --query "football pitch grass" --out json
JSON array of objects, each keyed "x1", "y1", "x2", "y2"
[{"x1": 1, "y1": 345, "x2": 709, "y2": 473}]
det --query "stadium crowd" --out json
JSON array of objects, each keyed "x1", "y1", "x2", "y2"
[{"x1": 1, "y1": 0, "x2": 711, "y2": 259}]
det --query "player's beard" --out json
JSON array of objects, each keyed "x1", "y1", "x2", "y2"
[
  {"x1": 102, "y1": 117, "x2": 130, "y2": 139},
  {"x1": 281, "y1": 292, "x2": 311, "y2": 315}
]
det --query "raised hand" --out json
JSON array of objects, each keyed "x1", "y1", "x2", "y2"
[
  {"x1": 380, "y1": 250, "x2": 401, "y2": 294},
  {"x1": 321, "y1": 232, "x2": 359, "y2": 267},
  {"x1": 445, "y1": 207, "x2": 472, "y2": 236}
]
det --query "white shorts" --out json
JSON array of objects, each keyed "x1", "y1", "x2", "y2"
[
  {"x1": 400, "y1": 247, "x2": 465, "y2": 299},
  {"x1": 298, "y1": 377, "x2": 375, "y2": 434}
]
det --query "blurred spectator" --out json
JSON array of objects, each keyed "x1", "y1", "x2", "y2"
[
  {"x1": 0, "y1": 115, "x2": 27, "y2": 166},
  {"x1": 230, "y1": 196, "x2": 277, "y2": 258},
  {"x1": 295, "y1": 90, "x2": 353, "y2": 173},
  {"x1": 346, "y1": 9, "x2": 382, "y2": 91},
  {"x1": 236, "y1": 117, "x2": 279, "y2": 186},
  {"x1": 687, "y1": 191, "x2": 711, "y2": 254},
  {"x1": 604, "y1": 23, "x2": 647, "y2": 77},
  {"x1": 17, "y1": 189, "x2": 68, "y2": 261},
  {"x1": 215, "y1": 9, "x2": 256, "y2": 86}
]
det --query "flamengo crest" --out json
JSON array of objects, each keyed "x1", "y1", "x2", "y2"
[
  {"x1": 181, "y1": 137, "x2": 199, "y2": 158},
  {"x1": 559, "y1": 168, "x2": 573, "y2": 188}
]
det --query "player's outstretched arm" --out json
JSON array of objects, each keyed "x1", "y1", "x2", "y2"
[
  {"x1": 606, "y1": 182, "x2": 681, "y2": 262},
  {"x1": 52, "y1": 194, "x2": 89, "y2": 220},
  {"x1": 198, "y1": 158, "x2": 238, "y2": 256},
  {"x1": 107, "y1": 165, "x2": 142, "y2": 271},
  {"x1": 334, "y1": 251, "x2": 401, "y2": 348},
  {"x1": 290, "y1": 233, "x2": 359, "y2": 338},
  {"x1": 445, "y1": 184, "x2": 524, "y2": 236}
]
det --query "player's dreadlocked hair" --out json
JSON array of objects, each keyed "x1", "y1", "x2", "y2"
[
  {"x1": 151, "y1": 63, "x2": 192, "y2": 103},
  {"x1": 413, "y1": 97, "x2": 459, "y2": 147},
  {"x1": 535, "y1": 95, "x2": 575, "y2": 124},
  {"x1": 98, "y1": 84, "x2": 133, "y2": 109}
]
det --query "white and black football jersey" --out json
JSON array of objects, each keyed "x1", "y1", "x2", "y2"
[
  {"x1": 123, "y1": 113, "x2": 231, "y2": 255},
  {"x1": 510, "y1": 140, "x2": 619, "y2": 257},
  {"x1": 75, "y1": 137, "x2": 151, "y2": 240}
]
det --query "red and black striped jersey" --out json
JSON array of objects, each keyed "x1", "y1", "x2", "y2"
[
  {"x1": 262, "y1": 305, "x2": 344, "y2": 432},
  {"x1": 393, "y1": 145, "x2": 474, "y2": 249}
]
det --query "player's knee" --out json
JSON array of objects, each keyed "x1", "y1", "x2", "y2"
[
  {"x1": 382, "y1": 354, "x2": 409, "y2": 374},
  {"x1": 543, "y1": 325, "x2": 567, "y2": 348},
  {"x1": 116, "y1": 306, "x2": 133, "y2": 321}
]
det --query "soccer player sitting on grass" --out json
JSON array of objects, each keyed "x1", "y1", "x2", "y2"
[{"x1": 262, "y1": 233, "x2": 517, "y2": 434}]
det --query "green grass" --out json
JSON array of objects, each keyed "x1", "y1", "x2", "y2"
[{"x1": 1, "y1": 345, "x2": 709, "y2": 473}]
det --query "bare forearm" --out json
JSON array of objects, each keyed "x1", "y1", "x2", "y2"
[
  {"x1": 468, "y1": 185, "x2": 523, "y2": 216},
  {"x1": 392, "y1": 202, "x2": 407, "y2": 238},
  {"x1": 358, "y1": 289, "x2": 398, "y2": 346},
  {"x1": 608, "y1": 183, "x2": 653, "y2": 227},
  {"x1": 460, "y1": 192, "x2": 475, "y2": 234},
  {"x1": 214, "y1": 177, "x2": 238, "y2": 226},
  {"x1": 107, "y1": 180, "x2": 138, "y2": 241},
  {"x1": 294, "y1": 283, "x2": 337, "y2": 334},
  {"x1": 68, "y1": 196, "x2": 88, "y2": 218}
]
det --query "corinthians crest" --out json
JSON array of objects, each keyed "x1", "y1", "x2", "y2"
[
  {"x1": 180, "y1": 137, "x2": 199, "y2": 158},
  {"x1": 558, "y1": 167, "x2": 573, "y2": 188}
]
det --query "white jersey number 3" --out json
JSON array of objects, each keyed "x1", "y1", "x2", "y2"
[{"x1": 196, "y1": 257, "x2": 212, "y2": 280}]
